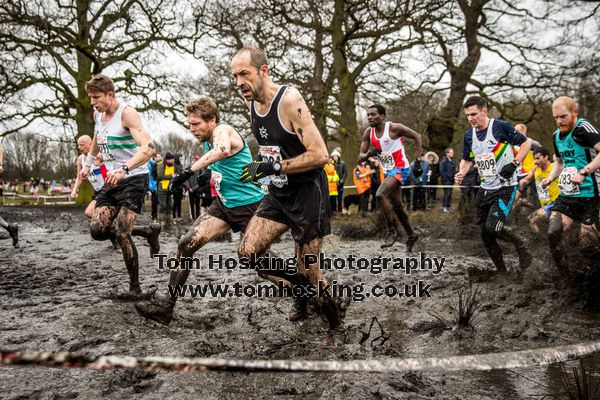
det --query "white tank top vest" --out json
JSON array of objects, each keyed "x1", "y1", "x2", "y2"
[
  {"x1": 94, "y1": 103, "x2": 147, "y2": 177},
  {"x1": 370, "y1": 122, "x2": 409, "y2": 170},
  {"x1": 79, "y1": 154, "x2": 106, "y2": 191},
  {"x1": 471, "y1": 119, "x2": 516, "y2": 190}
]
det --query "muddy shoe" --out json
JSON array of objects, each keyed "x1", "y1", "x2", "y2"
[
  {"x1": 517, "y1": 249, "x2": 532, "y2": 271},
  {"x1": 288, "y1": 295, "x2": 310, "y2": 322},
  {"x1": 103, "y1": 286, "x2": 156, "y2": 302},
  {"x1": 6, "y1": 223, "x2": 19, "y2": 248},
  {"x1": 135, "y1": 298, "x2": 174, "y2": 325},
  {"x1": 147, "y1": 223, "x2": 161, "y2": 258},
  {"x1": 406, "y1": 233, "x2": 420, "y2": 253},
  {"x1": 380, "y1": 229, "x2": 399, "y2": 249}
]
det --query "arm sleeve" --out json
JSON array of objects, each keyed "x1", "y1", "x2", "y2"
[
  {"x1": 573, "y1": 122, "x2": 600, "y2": 148},
  {"x1": 496, "y1": 120, "x2": 527, "y2": 146},
  {"x1": 462, "y1": 131, "x2": 474, "y2": 161}
]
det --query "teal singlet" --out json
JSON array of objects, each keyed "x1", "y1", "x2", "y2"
[{"x1": 203, "y1": 128, "x2": 264, "y2": 208}]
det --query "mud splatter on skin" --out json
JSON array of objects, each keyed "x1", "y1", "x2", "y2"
[
  {"x1": 297, "y1": 128, "x2": 304, "y2": 141},
  {"x1": 297, "y1": 108, "x2": 302, "y2": 118},
  {"x1": 1, "y1": 205, "x2": 600, "y2": 399}
]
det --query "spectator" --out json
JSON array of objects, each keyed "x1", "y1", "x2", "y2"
[
  {"x1": 410, "y1": 156, "x2": 430, "y2": 211},
  {"x1": 156, "y1": 152, "x2": 176, "y2": 224},
  {"x1": 425, "y1": 151, "x2": 439, "y2": 203},
  {"x1": 186, "y1": 156, "x2": 203, "y2": 220},
  {"x1": 148, "y1": 153, "x2": 161, "y2": 222},
  {"x1": 331, "y1": 149, "x2": 347, "y2": 213},
  {"x1": 367, "y1": 155, "x2": 384, "y2": 212},
  {"x1": 439, "y1": 147, "x2": 457, "y2": 213},
  {"x1": 353, "y1": 159, "x2": 373, "y2": 217},
  {"x1": 324, "y1": 156, "x2": 340, "y2": 214},
  {"x1": 171, "y1": 154, "x2": 184, "y2": 223}
]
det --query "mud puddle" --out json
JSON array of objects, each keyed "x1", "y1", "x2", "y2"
[{"x1": 1, "y1": 206, "x2": 600, "y2": 399}]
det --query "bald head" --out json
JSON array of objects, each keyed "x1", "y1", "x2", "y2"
[
  {"x1": 514, "y1": 124, "x2": 527, "y2": 136},
  {"x1": 232, "y1": 47, "x2": 269, "y2": 70},
  {"x1": 77, "y1": 135, "x2": 92, "y2": 154}
]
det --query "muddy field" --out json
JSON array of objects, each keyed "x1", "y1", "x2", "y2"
[{"x1": 1, "y1": 205, "x2": 600, "y2": 399}]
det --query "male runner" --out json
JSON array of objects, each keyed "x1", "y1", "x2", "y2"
[
  {"x1": 540, "y1": 96, "x2": 600, "y2": 275},
  {"x1": 0, "y1": 145, "x2": 19, "y2": 248},
  {"x1": 135, "y1": 96, "x2": 284, "y2": 324},
  {"x1": 517, "y1": 147, "x2": 559, "y2": 234},
  {"x1": 358, "y1": 104, "x2": 422, "y2": 249},
  {"x1": 71, "y1": 134, "x2": 161, "y2": 252},
  {"x1": 455, "y1": 96, "x2": 532, "y2": 274},
  {"x1": 80, "y1": 74, "x2": 160, "y2": 299},
  {"x1": 231, "y1": 47, "x2": 346, "y2": 336}
]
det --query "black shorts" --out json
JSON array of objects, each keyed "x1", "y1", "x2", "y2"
[
  {"x1": 551, "y1": 195, "x2": 599, "y2": 226},
  {"x1": 95, "y1": 174, "x2": 149, "y2": 214},
  {"x1": 207, "y1": 197, "x2": 259, "y2": 233},
  {"x1": 257, "y1": 169, "x2": 331, "y2": 244},
  {"x1": 476, "y1": 185, "x2": 518, "y2": 226}
]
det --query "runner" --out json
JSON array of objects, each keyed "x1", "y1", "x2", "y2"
[
  {"x1": 70, "y1": 135, "x2": 108, "y2": 219},
  {"x1": 80, "y1": 74, "x2": 160, "y2": 299},
  {"x1": 71, "y1": 134, "x2": 161, "y2": 252},
  {"x1": 540, "y1": 96, "x2": 600, "y2": 276},
  {"x1": 517, "y1": 147, "x2": 559, "y2": 234},
  {"x1": 358, "y1": 104, "x2": 423, "y2": 249},
  {"x1": 455, "y1": 96, "x2": 532, "y2": 274},
  {"x1": 135, "y1": 96, "x2": 288, "y2": 325},
  {"x1": 0, "y1": 145, "x2": 19, "y2": 248},
  {"x1": 231, "y1": 47, "x2": 348, "y2": 339}
]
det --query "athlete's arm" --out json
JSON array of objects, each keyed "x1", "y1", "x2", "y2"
[
  {"x1": 541, "y1": 156, "x2": 562, "y2": 188},
  {"x1": 70, "y1": 156, "x2": 83, "y2": 200},
  {"x1": 572, "y1": 142, "x2": 600, "y2": 185},
  {"x1": 519, "y1": 166, "x2": 535, "y2": 189},
  {"x1": 389, "y1": 123, "x2": 423, "y2": 159},
  {"x1": 455, "y1": 159, "x2": 473, "y2": 185},
  {"x1": 190, "y1": 126, "x2": 237, "y2": 172},
  {"x1": 358, "y1": 129, "x2": 371, "y2": 161},
  {"x1": 514, "y1": 139, "x2": 532, "y2": 164},
  {"x1": 121, "y1": 107, "x2": 156, "y2": 170},
  {"x1": 278, "y1": 88, "x2": 328, "y2": 174}
]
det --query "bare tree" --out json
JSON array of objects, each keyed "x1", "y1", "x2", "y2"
[
  {"x1": 416, "y1": 0, "x2": 597, "y2": 153},
  {"x1": 191, "y1": 0, "x2": 442, "y2": 162},
  {"x1": 0, "y1": 0, "x2": 200, "y2": 139}
]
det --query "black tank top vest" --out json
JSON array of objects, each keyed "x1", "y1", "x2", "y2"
[{"x1": 251, "y1": 85, "x2": 319, "y2": 185}]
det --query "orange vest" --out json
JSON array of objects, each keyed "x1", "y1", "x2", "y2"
[
  {"x1": 353, "y1": 164, "x2": 372, "y2": 195},
  {"x1": 324, "y1": 163, "x2": 339, "y2": 196}
]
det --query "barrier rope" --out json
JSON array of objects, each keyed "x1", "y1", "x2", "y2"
[{"x1": 2, "y1": 341, "x2": 600, "y2": 373}]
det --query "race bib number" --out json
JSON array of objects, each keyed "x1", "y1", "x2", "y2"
[
  {"x1": 379, "y1": 152, "x2": 395, "y2": 171},
  {"x1": 259, "y1": 145, "x2": 288, "y2": 188},
  {"x1": 474, "y1": 153, "x2": 497, "y2": 178},
  {"x1": 536, "y1": 182, "x2": 550, "y2": 201},
  {"x1": 88, "y1": 167, "x2": 105, "y2": 191},
  {"x1": 558, "y1": 167, "x2": 580, "y2": 195},
  {"x1": 96, "y1": 133, "x2": 115, "y2": 169},
  {"x1": 211, "y1": 170, "x2": 225, "y2": 203}
]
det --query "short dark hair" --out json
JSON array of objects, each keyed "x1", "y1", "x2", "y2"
[
  {"x1": 234, "y1": 47, "x2": 269, "y2": 70},
  {"x1": 463, "y1": 96, "x2": 487, "y2": 110},
  {"x1": 533, "y1": 147, "x2": 550, "y2": 158},
  {"x1": 368, "y1": 104, "x2": 386, "y2": 115},
  {"x1": 445, "y1": 147, "x2": 453, "y2": 154}
]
